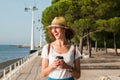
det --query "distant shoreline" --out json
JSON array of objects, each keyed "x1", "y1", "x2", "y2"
[
  {"x1": 14, "y1": 44, "x2": 30, "y2": 48},
  {"x1": 12, "y1": 44, "x2": 40, "y2": 48}
]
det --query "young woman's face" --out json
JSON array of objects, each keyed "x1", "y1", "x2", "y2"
[{"x1": 51, "y1": 27, "x2": 65, "y2": 40}]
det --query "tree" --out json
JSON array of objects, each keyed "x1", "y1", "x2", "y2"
[
  {"x1": 107, "y1": 17, "x2": 120, "y2": 55},
  {"x1": 41, "y1": 0, "x2": 120, "y2": 57},
  {"x1": 94, "y1": 19, "x2": 108, "y2": 54}
]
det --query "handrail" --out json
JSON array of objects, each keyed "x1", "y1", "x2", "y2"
[{"x1": 0, "y1": 51, "x2": 39, "y2": 80}]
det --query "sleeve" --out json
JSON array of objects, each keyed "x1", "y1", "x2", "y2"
[
  {"x1": 75, "y1": 46, "x2": 81, "y2": 59},
  {"x1": 41, "y1": 44, "x2": 49, "y2": 59}
]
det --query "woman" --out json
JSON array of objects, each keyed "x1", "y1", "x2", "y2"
[{"x1": 41, "y1": 16, "x2": 81, "y2": 80}]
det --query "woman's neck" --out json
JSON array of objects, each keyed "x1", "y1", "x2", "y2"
[{"x1": 55, "y1": 39, "x2": 68, "y2": 47}]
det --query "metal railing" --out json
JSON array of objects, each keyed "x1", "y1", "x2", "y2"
[{"x1": 0, "y1": 51, "x2": 39, "y2": 80}]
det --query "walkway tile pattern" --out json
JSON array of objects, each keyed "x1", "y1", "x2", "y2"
[{"x1": 11, "y1": 56, "x2": 120, "y2": 80}]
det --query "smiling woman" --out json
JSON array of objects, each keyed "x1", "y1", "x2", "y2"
[{"x1": 41, "y1": 16, "x2": 81, "y2": 80}]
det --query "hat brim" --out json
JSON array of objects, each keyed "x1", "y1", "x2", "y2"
[{"x1": 47, "y1": 24, "x2": 69, "y2": 29}]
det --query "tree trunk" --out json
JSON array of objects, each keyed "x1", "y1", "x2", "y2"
[
  {"x1": 79, "y1": 37, "x2": 83, "y2": 55},
  {"x1": 114, "y1": 33, "x2": 118, "y2": 55},
  {"x1": 95, "y1": 40, "x2": 98, "y2": 52},
  {"x1": 87, "y1": 31, "x2": 91, "y2": 58},
  {"x1": 104, "y1": 38, "x2": 107, "y2": 54},
  {"x1": 79, "y1": 31, "x2": 84, "y2": 55}
]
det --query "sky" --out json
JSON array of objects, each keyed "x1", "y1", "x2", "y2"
[{"x1": 0, "y1": 0, "x2": 51, "y2": 45}]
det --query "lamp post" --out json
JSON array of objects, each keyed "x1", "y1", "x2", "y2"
[
  {"x1": 25, "y1": 6, "x2": 38, "y2": 53},
  {"x1": 38, "y1": 19, "x2": 43, "y2": 48}
]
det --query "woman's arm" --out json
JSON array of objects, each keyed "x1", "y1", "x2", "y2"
[
  {"x1": 41, "y1": 58, "x2": 52, "y2": 77},
  {"x1": 71, "y1": 57, "x2": 81, "y2": 79},
  {"x1": 41, "y1": 58, "x2": 60, "y2": 77}
]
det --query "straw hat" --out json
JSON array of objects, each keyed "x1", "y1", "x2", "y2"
[{"x1": 48, "y1": 16, "x2": 68, "y2": 28}]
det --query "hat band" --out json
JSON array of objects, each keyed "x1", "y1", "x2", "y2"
[{"x1": 51, "y1": 23, "x2": 65, "y2": 27}]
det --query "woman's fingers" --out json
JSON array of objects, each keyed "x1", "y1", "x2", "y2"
[{"x1": 57, "y1": 59, "x2": 67, "y2": 69}]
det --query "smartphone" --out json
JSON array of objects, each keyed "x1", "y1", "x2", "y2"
[{"x1": 56, "y1": 56, "x2": 64, "y2": 59}]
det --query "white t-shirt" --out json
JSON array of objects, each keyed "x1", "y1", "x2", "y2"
[{"x1": 41, "y1": 44, "x2": 81, "y2": 79}]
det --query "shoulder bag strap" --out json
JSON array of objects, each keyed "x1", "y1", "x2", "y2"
[
  {"x1": 48, "y1": 43, "x2": 51, "y2": 55},
  {"x1": 74, "y1": 45, "x2": 76, "y2": 67}
]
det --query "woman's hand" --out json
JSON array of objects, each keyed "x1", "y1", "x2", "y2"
[
  {"x1": 50, "y1": 59, "x2": 61, "y2": 69},
  {"x1": 57, "y1": 59, "x2": 68, "y2": 69}
]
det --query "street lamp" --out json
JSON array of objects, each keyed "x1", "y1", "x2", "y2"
[
  {"x1": 37, "y1": 19, "x2": 43, "y2": 48},
  {"x1": 25, "y1": 6, "x2": 38, "y2": 53}
]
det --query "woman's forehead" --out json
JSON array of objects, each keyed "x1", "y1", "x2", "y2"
[{"x1": 50, "y1": 26, "x2": 64, "y2": 29}]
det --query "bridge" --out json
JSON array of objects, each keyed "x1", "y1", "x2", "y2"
[{"x1": 0, "y1": 50, "x2": 120, "y2": 80}]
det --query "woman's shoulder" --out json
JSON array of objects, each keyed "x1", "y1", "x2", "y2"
[
  {"x1": 70, "y1": 44, "x2": 75, "y2": 48},
  {"x1": 42, "y1": 43, "x2": 50, "y2": 49},
  {"x1": 70, "y1": 44, "x2": 80, "y2": 53}
]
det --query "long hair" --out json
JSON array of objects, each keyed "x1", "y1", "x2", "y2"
[
  {"x1": 65, "y1": 28, "x2": 75, "y2": 40},
  {"x1": 48, "y1": 27, "x2": 75, "y2": 41}
]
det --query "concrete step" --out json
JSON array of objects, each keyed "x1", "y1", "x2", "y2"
[
  {"x1": 81, "y1": 57, "x2": 120, "y2": 63},
  {"x1": 81, "y1": 62, "x2": 120, "y2": 69},
  {"x1": 80, "y1": 56, "x2": 120, "y2": 69}
]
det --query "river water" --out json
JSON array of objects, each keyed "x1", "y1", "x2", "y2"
[{"x1": 0, "y1": 45, "x2": 30, "y2": 63}]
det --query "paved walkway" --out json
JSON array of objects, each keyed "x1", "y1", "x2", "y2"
[
  {"x1": 10, "y1": 55, "x2": 120, "y2": 80},
  {"x1": 11, "y1": 56, "x2": 47, "y2": 80}
]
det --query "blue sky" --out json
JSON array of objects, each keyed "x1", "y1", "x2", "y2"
[{"x1": 0, "y1": 0, "x2": 51, "y2": 45}]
